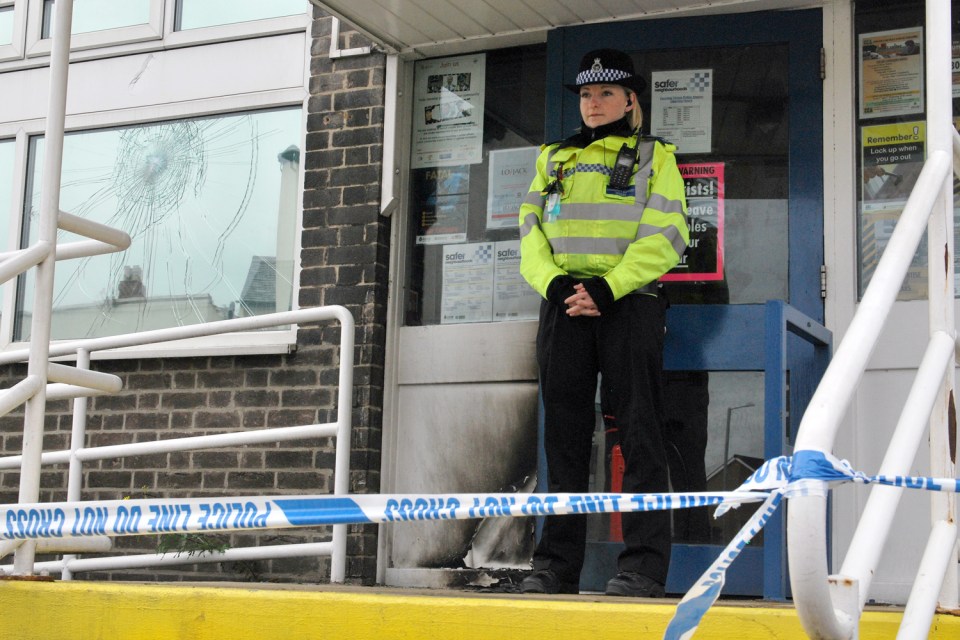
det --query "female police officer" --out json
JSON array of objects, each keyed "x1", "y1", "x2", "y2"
[{"x1": 518, "y1": 49, "x2": 689, "y2": 597}]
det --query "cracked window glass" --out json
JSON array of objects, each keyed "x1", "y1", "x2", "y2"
[
  {"x1": 42, "y1": 0, "x2": 150, "y2": 37},
  {"x1": 176, "y1": 0, "x2": 304, "y2": 31},
  {"x1": 0, "y1": 6, "x2": 13, "y2": 47},
  {"x1": 16, "y1": 107, "x2": 301, "y2": 341}
]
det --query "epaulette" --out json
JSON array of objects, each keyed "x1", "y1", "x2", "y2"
[{"x1": 640, "y1": 134, "x2": 673, "y2": 146}]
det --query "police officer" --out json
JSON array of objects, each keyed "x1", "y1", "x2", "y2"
[{"x1": 518, "y1": 49, "x2": 689, "y2": 597}]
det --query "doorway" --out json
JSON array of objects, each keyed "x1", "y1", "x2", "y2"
[{"x1": 548, "y1": 9, "x2": 824, "y2": 597}]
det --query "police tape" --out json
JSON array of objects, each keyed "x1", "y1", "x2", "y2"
[
  {"x1": 664, "y1": 490, "x2": 783, "y2": 640},
  {"x1": 2, "y1": 449, "x2": 957, "y2": 640},
  {"x1": 0, "y1": 491, "x2": 769, "y2": 542},
  {"x1": 662, "y1": 448, "x2": 960, "y2": 639}
]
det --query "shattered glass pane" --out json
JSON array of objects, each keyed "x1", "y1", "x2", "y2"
[
  {"x1": 17, "y1": 107, "x2": 301, "y2": 341},
  {"x1": 0, "y1": 7, "x2": 13, "y2": 47},
  {"x1": 42, "y1": 0, "x2": 150, "y2": 37},
  {"x1": 176, "y1": 0, "x2": 304, "y2": 31}
]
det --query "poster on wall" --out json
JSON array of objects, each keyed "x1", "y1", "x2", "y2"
[
  {"x1": 440, "y1": 241, "x2": 540, "y2": 324},
  {"x1": 661, "y1": 162, "x2": 725, "y2": 282},
  {"x1": 860, "y1": 121, "x2": 926, "y2": 299},
  {"x1": 415, "y1": 166, "x2": 469, "y2": 245},
  {"x1": 493, "y1": 240, "x2": 540, "y2": 321},
  {"x1": 441, "y1": 242, "x2": 494, "y2": 324},
  {"x1": 650, "y1": 69, "x2": 713, "y2": 154},
  {"x1": 487, "y1": 147, "x2": 538, "y2": 230},
  {"x1": 861, "y1": 121, "x2": 924, "y2": 205},
  {"x1": 412, "y1": 54, "x2": 486, "y2": 169},
  {"x1": 859, "y1": 28, "x2": 924, "y2": 119}
]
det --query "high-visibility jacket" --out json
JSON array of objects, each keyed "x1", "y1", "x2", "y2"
[{"x1": 519, "y1": 133, "x2": 689, "y2": 301}]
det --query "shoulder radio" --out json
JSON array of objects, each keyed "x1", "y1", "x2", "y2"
[{"x1": 609, "y1": 142, "x2": 637, "y2": 190}]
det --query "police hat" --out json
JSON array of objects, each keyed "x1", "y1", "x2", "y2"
[{"x1": 565, "y1": 49, "x2": 647, "y2": 94}]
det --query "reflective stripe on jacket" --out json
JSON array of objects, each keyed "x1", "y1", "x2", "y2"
[{"x1": 518, "y1": 134, "x2": 689, "y2": 301}]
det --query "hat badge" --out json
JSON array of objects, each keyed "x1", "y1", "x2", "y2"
[{"x1": 590, "y1": 58, "x2": 603, "y2": 72}]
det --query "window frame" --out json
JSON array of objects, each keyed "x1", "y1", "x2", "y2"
[
  {"x1": 0, "y1": 0, "x2": 308, "y2": 72},
  {"x1": 26, "y1": 0, "x2": 165, "y2": 57},
  {"x1": 169, "y1": 0, "x2": 308, "y2": 38},
  {"x1": 0, "y1": 0, "x2": 26, "y2": 63}
]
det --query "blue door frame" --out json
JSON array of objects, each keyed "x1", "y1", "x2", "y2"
[
  {"x1": 540, "y1": 9, "x2": 828, "y2": 599},
  {"x1": 663, "y1": 301, "x2": 831, "y2": 599}
]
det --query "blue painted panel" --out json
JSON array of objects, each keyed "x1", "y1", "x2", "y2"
[{"x1": 665, "y1": 305, "x2": 765, "y2": 371}]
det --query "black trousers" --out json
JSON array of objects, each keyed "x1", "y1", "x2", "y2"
[{"x1": 533, "y1": 293, "x2": 672, "y2": 585}]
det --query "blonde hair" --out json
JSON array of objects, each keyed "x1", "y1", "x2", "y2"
[{"x1": 625, "y1": 89, "x2": 643, "y2": 131}]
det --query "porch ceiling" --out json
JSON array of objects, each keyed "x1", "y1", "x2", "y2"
[{"x1": 309, "y1": 0, "x2": 809, "y2": 58}]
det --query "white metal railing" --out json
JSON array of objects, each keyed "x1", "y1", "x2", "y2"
[
  {"x1": 0, "y1": 0, "x2": 355, "y2": 583},
  {"x1": 788, "y1": 2, "x2": 958, "y2": 638},
  {"x1": 0, "y1": 306, "x2": 356, "y2": 582}
]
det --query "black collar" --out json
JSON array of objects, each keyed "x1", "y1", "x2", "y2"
[{"x1": 567, "y1": 117, "x2": 634, "y2": 147}]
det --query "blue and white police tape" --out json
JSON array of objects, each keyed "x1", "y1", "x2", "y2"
[
  {"x1": 663, "y1": 448, "x2": 960, "y2": 640},
  {"x1": 2, "y1": 448, "x2": 956, "y2": 640},
  {"x1": 0, "y1": 490, "x2": 768, "y2": 542},
  {"x1": 729, "y1": 449, "x2": 960, "y2": 496},
  {"x1": 664, "y1": 490, "x2": 783, "y2": 640}
]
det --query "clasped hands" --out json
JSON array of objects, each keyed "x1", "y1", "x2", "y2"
[{"x1": 564, "y1": 283, "x2": 600, "y2": 317}]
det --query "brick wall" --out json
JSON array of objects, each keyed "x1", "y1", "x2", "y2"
[
  {"x1": 302, "y1": 7, "x2": 389, "y2": 582},
  {"x1": 0, "y1": 11, "x2": 389, "y2": 586}
]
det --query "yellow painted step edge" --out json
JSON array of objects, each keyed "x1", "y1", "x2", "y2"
[{"x1": 0, "y1": 580, "x2": 957, "y2": 640}]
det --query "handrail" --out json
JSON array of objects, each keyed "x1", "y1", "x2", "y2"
[
  {"x1": 0, "y1": 306, "x2": 349, "y2": 365},
  {"x1": 0, "y1": 242, "x2": 52, "y2": 285},
  {"x1": 788, "y1": 152, "x2": 955, "y2": 640},
  {"x1": 787, "y1": 155, "x2": 951, "y2": 637},
  {"x1": 788, "y1": 2, "x2": 957, "y2": 636},
  {"x1": 838, "y1": 331, "x2": 955, "y2": 596},
  {"x1": 0, "y1": 305, "x2": 356, "y2": 582}
]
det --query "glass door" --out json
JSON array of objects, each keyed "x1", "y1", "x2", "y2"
[{"x1": 549, "y1": 9, "x2": 824, "y2": 598}]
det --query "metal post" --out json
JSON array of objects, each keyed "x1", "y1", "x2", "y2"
[
  {"x1": 924, "y1": 0, "x2": 958, "y2": 610},
  {"x1": 898, "y1": 521, "x2": 959, "y2": 639},
  {"x1": 61, "y1": 348, "x2": 90, "y2": 581},
  {"x1": 13, "y1": 0, "x2": 74, "y2": 574},
  {"x1": 330, "y1": 306, "x2": 355, "y2": 583}
]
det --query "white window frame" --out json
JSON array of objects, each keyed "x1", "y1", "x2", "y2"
[
  {"x1": 25, "y1": 0, "x2": 165, "y2": 57},
  {"x1": 0, "y1": 0, "x2": 308, "y2": 72},
  {"x1": 0, "y1": 0, "x2": 26, "y2": 63},
  {"x1": 163, "y1": 0, "x2": 309, "y2": 44},
  {"x1": 0, "y1": 133, "x2": 25, "y2": 260}
]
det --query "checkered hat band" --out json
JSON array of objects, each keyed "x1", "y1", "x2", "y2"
[{"x1": 576, "y1": 69, "x2": 631, "y2": 85}]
